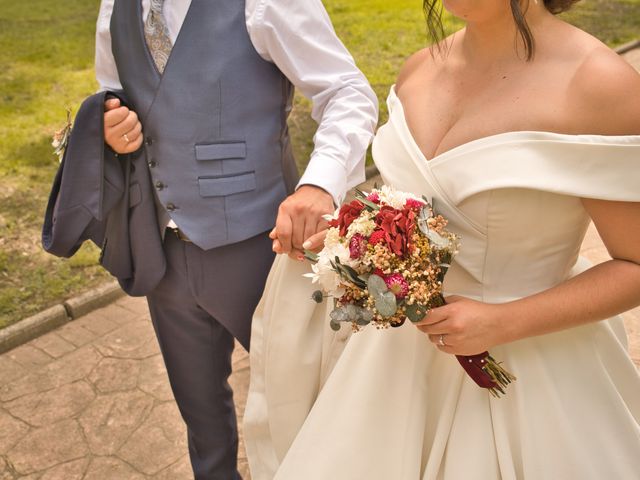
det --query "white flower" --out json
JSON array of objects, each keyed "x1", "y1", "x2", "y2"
[
  {"x1": 323, "y1": 227, "x2": 342, "y2": 249},
  {"x1": 346, "y1": 211, "x2": 376, "y2": 239},
  {"x1": 377, "y1": 185, "x2": 424, "y2": 210},
  {"x1": 303, "y1": 242, "x2": 353, "y2": 296}
]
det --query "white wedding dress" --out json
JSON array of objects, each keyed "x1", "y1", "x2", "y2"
[{"x1": 244, "y1": 87, "x2": 640, "y2": 479}]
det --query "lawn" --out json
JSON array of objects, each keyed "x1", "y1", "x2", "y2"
[{"x1": 0, "y1": 0, "x2": 638, "y2": 328}]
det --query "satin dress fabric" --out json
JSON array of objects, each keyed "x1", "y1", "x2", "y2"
[{"x1": 244, "y1": 87, "x2": 640, "y2": 480}]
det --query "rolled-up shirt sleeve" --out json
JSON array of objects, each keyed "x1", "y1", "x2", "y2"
[{"x1": 247, "y1": 0, "x2": 379, "y2": 205}]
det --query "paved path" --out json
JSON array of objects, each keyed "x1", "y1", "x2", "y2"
[{"x1": 1, "y1": 48, "x2": 639, "y2": 480}]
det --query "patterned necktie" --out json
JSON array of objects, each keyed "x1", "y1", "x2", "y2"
[{"x1": 144, "y1": 0, "x2": 173, "y2": 74}]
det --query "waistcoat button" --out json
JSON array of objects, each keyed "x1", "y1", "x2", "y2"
[
  {"x1": 166, "y1": 203, "x2": 177, "y2": 212},
  {"x1": 148, "y1": 160, "x2": 157, "y2": 168},
  {"x1": 155, "y1": 181, "x2": 165, "y2": 190},
  {"x1": 145, "y1": 136, "x2": 153, "y2": 146}
]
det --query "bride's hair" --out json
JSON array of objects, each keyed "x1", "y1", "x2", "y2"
[{"x1": 424, "y1": 0, "x2": 581, "y2": 60}]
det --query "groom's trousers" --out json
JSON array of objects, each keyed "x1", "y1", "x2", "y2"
[{"x1": 146, "y1": 230, "x2": 275, "y2": 480}]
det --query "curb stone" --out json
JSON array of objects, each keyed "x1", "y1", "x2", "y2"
[
  {"x1": 0, "y1": 281, "x2": 125, "y2": 354},
  {"x1": 0, "y1": 304, "x2": 70, "y2": 354},
  {"x1": 0, "y1": 168, "x2": 384, "y2": 354},
  {"x1": 615, "y1": 39, "x2": 640, "y2": 55},
  {"x1": 63, "y1": 280, "x2": 125, "y2": 319}
]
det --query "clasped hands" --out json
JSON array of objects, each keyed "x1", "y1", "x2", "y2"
[{"x1": 271, "y1": 185, "x2": 334, "y2": 260}]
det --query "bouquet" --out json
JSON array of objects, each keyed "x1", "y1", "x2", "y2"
[{"x1": 305, "y1": 186, "x2": 515, "y2": 397}]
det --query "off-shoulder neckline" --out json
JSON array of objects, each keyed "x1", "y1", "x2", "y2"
[{"x1": 388, "y1": 85, "x2": 640, "y2": 165}]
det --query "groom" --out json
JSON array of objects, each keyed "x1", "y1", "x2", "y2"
[{"x1": 95, "y1": 0, "x2": 377, "y2": 478}]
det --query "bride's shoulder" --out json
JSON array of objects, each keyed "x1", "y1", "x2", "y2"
[
  {"x1": 561, "y1": 28, "x2": 640, "y2": 135},
  {"x1": 395, "y1": 33, "x2": 456, "y2": 94},
  {"x1": 395, "y1": 49, "x2": 431, "y2": 93}
]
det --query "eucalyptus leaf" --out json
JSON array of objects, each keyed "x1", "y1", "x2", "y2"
[
  {"x1": 375, "y1": 291, "x2": 398, "y2": 317},
  {"x1": 425, "y1": 229, "x2": 450, "y2": 249},
  {"x1": 405, "y1": 303, "x2": 428, "y2": 323},
  {"x1": 355, "y1": 308, "x2": 374, "y2": 326},
  {"x1": 311, "y1": 290, "x2": 324, "y2": 304},
  {"x1": 330, "y1": 307, "x2": 349, "y2": 323},
  {"x1": 417, "y1": 206, "x2": 432, "y2": 235},
  {"x1": 367, "y1": 274, "x2": 388, "y2": 296},
  {"x1": 345, "y1": 304, "x2": 359, "y2": 320}
]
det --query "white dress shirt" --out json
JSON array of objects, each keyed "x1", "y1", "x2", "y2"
[{"x1": 95, "y1": 0, "x2": 378, "y2": 206}]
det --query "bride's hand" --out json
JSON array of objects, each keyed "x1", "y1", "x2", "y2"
[
  {"x1": 413, "y1": 296, "x2": 508, "y2": 356},
  {"x1": 269, "y1": 229, "x2": 327, "y2": 260}
]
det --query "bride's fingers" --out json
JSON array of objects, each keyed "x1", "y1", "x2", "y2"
[
  {"x1": 272, "y1": 238, "x2": 283, "y2": 254},
  {"x1": 416, "y1": 321, "x2": 448, "y2": 335},
  {"x1": 302, "y1": 229, "x2": 327, "y2": 252},
  {"x1": 288, "y1": 247, "x2": 305, "y2": 261},
  {"x1": 414, "y1": 306, "x2": 449, "y2": 326}
]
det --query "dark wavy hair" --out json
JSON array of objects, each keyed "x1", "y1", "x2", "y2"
[{"x1": 424, "y1": 0, "x2": 581, "y2": 60}]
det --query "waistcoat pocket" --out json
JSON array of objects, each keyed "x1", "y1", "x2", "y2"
[
  {"x1": 198, "y1": 172, "x2": 256, "y2": 197},
  {"x1": 195, "y1": 141, "x2": 246, "y2": 161}
]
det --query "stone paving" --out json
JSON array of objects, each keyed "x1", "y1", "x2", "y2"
[
  {"x1": 0, "y1": 296, "x2": 234, "y2": 479},
  {"x1": 1, "y1": 47, "x2": 639, "y2": 480}
]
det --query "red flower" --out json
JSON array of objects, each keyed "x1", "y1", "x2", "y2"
[
  {"x1": 367, "y1": 192, "x2": 381, "y2": 204},
  {"x1": 329, "y1": 200, "x2": 365, "y2": 237},
  {"x1": 404, "y1": 198, "x2": 425, "y2": 211},
  {"x1": 374, "y1": 206, "x2": 417, "y2": 257},
  {"x1": 384, "y1": 273, "x2": 409, "y2": 299},
  {"x1": 349, "y1": 234, "x2": 367, "y2": 259},
  {"x1": 368, "y1": 229, "x2": 385, "y2": 245},
  {"x1": 372, "y1": 268, "x2": 385, "y2": 278}
]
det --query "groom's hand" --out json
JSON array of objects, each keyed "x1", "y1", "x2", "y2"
[
  {"x1": 272, "y1": 185, "x2": 334, "y2": 260},
  {"x1": 104, "y1": 98, "x2": 144, "y2": 154}
]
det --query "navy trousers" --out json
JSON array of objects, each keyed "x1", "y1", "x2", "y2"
[{"x1": 146, "y1": 231, "x2": 274, "y2": 479}]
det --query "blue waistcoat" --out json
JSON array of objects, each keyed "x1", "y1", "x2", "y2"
[{"x1": 110, "y1": 0, "x2": 298, "y2": 250}]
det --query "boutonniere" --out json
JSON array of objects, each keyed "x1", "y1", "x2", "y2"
[{"x1": 52, "y1": 108, "x2": 72, "y2": 163}]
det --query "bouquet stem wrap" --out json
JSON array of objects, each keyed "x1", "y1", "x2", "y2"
[
  {"x1": 456, "y1": 353, "x2": 516, "y2": 397},
  {"x1": 435, "y1": 294, "x2": 516, "y2": 397}
]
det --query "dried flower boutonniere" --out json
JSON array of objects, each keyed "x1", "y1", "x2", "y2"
[{"x1": 52, "y1": 108, "x2": 72, "y2": 163}]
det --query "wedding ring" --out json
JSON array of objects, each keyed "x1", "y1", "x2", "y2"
[
  {"x1": 123, "y1": 133, "x2": 130, "y2": 143},
  {"x1": 438, "y1": 334, "x2": 446, "y2": 347}
]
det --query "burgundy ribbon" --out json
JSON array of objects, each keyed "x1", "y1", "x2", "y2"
[{"x1": 456, "y1": 353, "x2": 497, "y2": 389}]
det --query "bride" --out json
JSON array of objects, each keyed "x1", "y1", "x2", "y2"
[{"x1": 244, "y1": 0, "x2": 640, "y2": 478}]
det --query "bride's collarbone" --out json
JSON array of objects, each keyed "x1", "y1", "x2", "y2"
[
  {"x1": 396, "y1": 54, "x2": 601, "y2": 159},
  {"x1": 399, "y1": 84, "x2": 571, "y2": 160}
]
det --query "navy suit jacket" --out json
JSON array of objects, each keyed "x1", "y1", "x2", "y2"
[{"x1": 42, "y1": 91, "x2": 165, "y2": 296}]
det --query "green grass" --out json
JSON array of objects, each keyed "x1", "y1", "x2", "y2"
[
  {"x1": 0, "y1": 0, "x2": 638, "y2": 328},
  {"x1": 562, "y1": 0, "x2": 640, "y2": 47}
]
